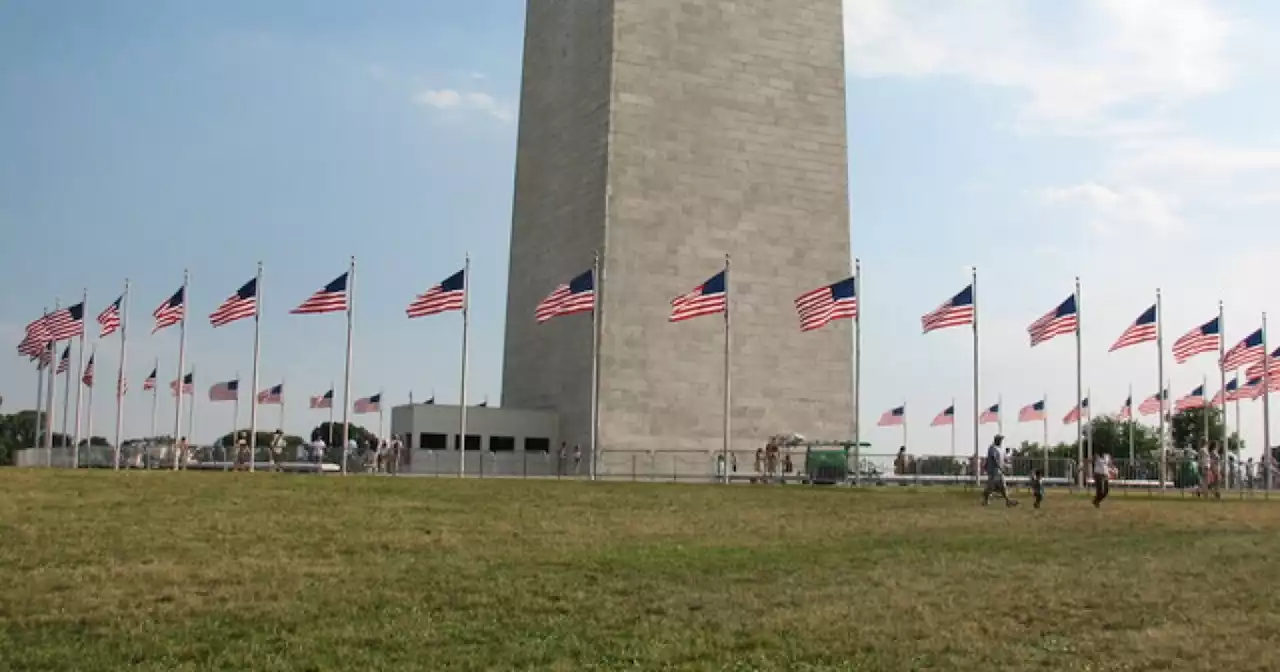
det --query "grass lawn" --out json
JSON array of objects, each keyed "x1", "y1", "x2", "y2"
[{"x1": 2, "y1": 471, "x2": 1280, "y2": 671}]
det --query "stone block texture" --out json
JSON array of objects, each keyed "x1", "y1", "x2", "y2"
[{"x1": 503, "y1": 0, "x2": 854, "y2": 468}]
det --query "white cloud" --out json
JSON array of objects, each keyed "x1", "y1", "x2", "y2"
[
  {"x1": 843, "y1": 0, "x2": 1235, "y2": 129},
  {"x1": 1038, "y1": 182, "x2": 1182, "y2": 238},
  {"x1": 413, "y1": 88, "x2": 513, "y2": 123}
]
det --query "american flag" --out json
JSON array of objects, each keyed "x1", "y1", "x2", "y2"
[
  {"x1": 921, "y1": 285, "x2": 974, "y2": 333},
  {"x1": 1018, "y1": 400, "x2": 1046, "y2": 422},
  {"x1": 1063, "y1": 398, "x2": 1089, "y2": 424},
  {"x1": 979, "y1": 403, "x2": 1000, "y2": 425},
  {"x1": 55, "y1": 346, "x2": 70, "y2": 374},
  {"x1": 142, "y1": 367, "x2": 157, "y2": 391},
  {"x1": 97, "y1": 297, "x2": 122, "y2": 337},
  {"x1": 535, "y1": 269, "x2": 595, "y2": 323},
  {"x1": 37, "y1": 343, "x2": 54, "y2": 370},
  {"x1": 1174, "y1": 384, "x2": 1206, "y2": 411},
  {"x1": 169, "y1": 373, "x2": 194, "y2": 396},
  {"x1": 209, "y1": 278, "x2": 258, "y2": 327},
  {"x1": 1222, "y1": 328, "x2": 1265, "y2": 371},
  {"x1": 81, "y1": 355, "x2": 95, "y2": 387},
  {"x1": 309, "y1": 389, "x2": 334, "y2": 409},
  {"x1": 1244, "y1": 347, "x2": 1280, "y2": 379},
  {"x1": 291, "y1": 272, "x2": 348, "y2": 314},
  {"x1": 1028, "y1": 294, "x2": 1078, "y2": 347},
  {"x1": 407, "y1": 269, "x2": 466, "y2": 318},
  {"x1": 117, "y1": 371, "x2": 127, "y2": 397},
  {"x1": 795, "y1": 277, "x2": 857, "y2": 332},
  {"x1": 257, "y1": 384, "x2": 284, "y2": 405},
  {"x1": 878, "y1": 405, "x2": 905, "y2": 426},
  {"x1": 931, "y1": 404, "x2": 955, "y2": 427},
  {"x1": 47, "y1": 302, "x2": 85, "y2": 341},
  {"x1": 153, "y1": 287, "x2": 186, "y2": 333},
  {"x1": 669, "y1": 270, "x2": 727, "y2": 322},
  {"x1": 354, "y1": 393, "x2": 382, "y2": 414},
  {"x1": 19, "y1": 314, "x2": 51, "y2": 357},
  {"x1": 1171, "y1": 317, "x2": 1220, "y2": 363},
  {"x1": 1109, "y1": 304, "x2": 1157, "y2": 352},
  {"x1": 1138, "y1": 390, "x2": 1167, "y2": 416},
  {"x1": 208, "y1": 379, "x2": 239, "y2": 402},
  {"x1": 1118, "y1": 395, "x2": 1133, "y2": 420},
  {"x1": 1241, "y1": 376, "x2": 1280, "y2": 400},
  {"x1": 1212, "y1": 378, "x2": 1239, "y2": 405}
]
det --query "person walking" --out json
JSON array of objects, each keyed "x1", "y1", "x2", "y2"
[
  {"x1": 572, "y1": 444, "x2": 582, "y2": 476},
  {"x1": 982, "y1": 435, "x2": 1014, "y2": 506},
  {"x1": 1093, "y1": 449, "x2": 1113, "y2": 508}
]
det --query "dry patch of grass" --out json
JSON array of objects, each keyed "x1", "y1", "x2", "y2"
[{"x1": 2, "y1": 471, "x2": 1279, "y2": 670}]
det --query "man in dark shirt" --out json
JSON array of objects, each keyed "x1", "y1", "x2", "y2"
[{"x1": 982, "y1": 435, "x2": 1015, "y2": 507}]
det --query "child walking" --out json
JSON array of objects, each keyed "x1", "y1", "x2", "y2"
[{"x1": 1031, "y1": 469, "x2": 1045, "y2": 509}]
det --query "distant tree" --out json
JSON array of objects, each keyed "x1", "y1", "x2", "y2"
[
  {"x1": 1082, "y1": 415, "x2": 1161, "y2": 460},
  {"x1": 213, "y1": 429, "x2": 306, "y2": 448},
  {"x1": 308, "y1": 422, "x2": 375, "y2": 446},
  {"x1": 76, "y1": 436, "x2": 111, "y2": 447},
  {"x1": 1170, "y1": 407, "x2": 1240, "y2": 453}
]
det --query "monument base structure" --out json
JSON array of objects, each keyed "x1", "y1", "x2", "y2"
[{"x1": 502, "y1": 0, "x2": 855, "y2": 474}]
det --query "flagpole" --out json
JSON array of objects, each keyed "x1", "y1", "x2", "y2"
[
  {"x1": 34, "y1": 306, "x2": 47, "y2": 454},
  {"x1": 1156, "y1": 288, "x2": 1166, "y2": 490},
  {"x1": 85, "y1": 344, "x2": 96, "y2": 463},
  {"x1": 853, "y1": 258, "x2": 862, "y2": 463},
  {"x1": 1218, "y1": 300, "x2": 1230, "y2": 488},
  {"x1": 1075, "y1": 276, "x2": 1084, "y2": 488},
  {"x1": 455, "y1": 254, "x2": 471, "y2": 477},
  {"x1": 722, "y1": 253, "x2": 732, "y2": 485},
  {"x1": 997, "y1": 392, "x2": 1003, "y2": 436},
  {"x1": 328, "y1": 380, "x2": 334, "y2": 448},
  {"x1": 231, "y1": 371, "x2": 240, "y2": 465},
  {"x1": 589, "y1": 250, "x2": 602, "y2": 481},
  {"x1": 114, "y1": 280, "x2": 129, "y2": 470},
  {"x1": 341, "y1": 256, "x2": 356, "y2": 475},
  {"x1": 248, "y1": 259, "x2": 261, "y2": 473},
  {"x1": 61, "y1": 346, "x2": 71, "y2": 451},
  {"x1": 188, "y1": 365, "x2": 197, "y2": 465},
  {"x1": 44, "y1": 298, "x2": 59, "y2": 456},
  {"x1": 1042, "y1": 391, "x2": 1048, "y2": 478},
  {"x1": 971, "y1": 266, "x2": 980, "y2": 487},
  {"x1": 1128, "y1": 382, "x2": 1134, "y2": 463},
  {"x1": 1263, "y1": 312, "x2": 1271, "y2": 492},
  {"x1": 149, "y1": 357, "x2": 159, "y2": 461},
  {"x1": 280, "y1": 378, "x2": 287, "y2": 434},
  {"x1": 72, "y1": 288, "x2": 87, "y2": 467},
  {"x1": 902, "y1": 402, "x2": 908, "y2": 454},
  {"x1": 949, "y1": 397, "x2": 956, "y2": 459},
  {"x1": 172, "y1": 269, "x2": 189, "y2": 471}
]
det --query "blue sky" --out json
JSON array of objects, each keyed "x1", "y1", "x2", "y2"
[{"x1": 2, "y1": 0, "x2": 1278, "y2": 457}]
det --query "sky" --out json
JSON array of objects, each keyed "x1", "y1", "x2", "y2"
[{"x1": 1, "y1": 0, "x2": 1278, "y2": 457}]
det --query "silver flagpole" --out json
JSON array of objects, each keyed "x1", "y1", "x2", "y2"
[
  {"x1": 34, "y1": 306, "x2": 47, "y2": 454},
  {"x1": 1219, "y1": 301, "x2": 1229, "y2": 488},
  {"x1": 249, "y1": 262, "x2": 263, "y2": 473},
  {"x1": 1128, "y1": 382, "x2": 1135, "y2": 464},
  {"x1": 971, "y1": 267, "x2": 980, "y2": 486},
  {"x1": 328, "y1": 379, "x2": 334, "y2": 448},
  {"x1": 61, "y1": 345, "x2": 71, "y2": 451},
  {"x1": 458, "y1": 254, "x2": 470, "y2": 477},
  {"x1": 187, "y1": 365, "x2": 197, "y2": 466},
  {"x1": 280, "y1": 378, "x2": 287, "y2": 433},
  {"x1": 231, "y1": 372, "x2": 240, "y2": 465},
  {"x1": 1075, "y1": 277, "x2": 1084, "y2": 488},
  {"x1": 722, "y1": 254, "x2": 732, "y2": 484},
  {"x1": 997, "y1": 392, "x2": 1003, "y2": 436},
  {"x1": 72, "y1": 288, "x2": 87, "y2": 467},
  {"x1": 114, "y1": 281, "x2": 129, "y2": 470},
  {"x1": 1263, "y1": 312, "x2": 1272, "y2": 492},
  {"x1": 950, "y1": 397, "x2": 956, "y2": 459},
  {"x1": 902, "y1": 402, "x2": 908, "y2": 454},
  {"x1": 1202, "y1": 373, "x2": 1209, "y2": 457},
  {"x1": 853, "y1": 259, "x2": 862, "y2": 465},
  {"x1": 149, "y1": 357, "x2": 159, "y2": 452},
  {"x1": 1156, "y1": 288, "x2": 1166, "y2": 489},
  {"x1": 45, "y1": 299, "x2": 59, "y2": 456},
  {"x1": 1086, "y1": 388, "x2": 1093, "y2": 469},
  {"x1": 341, "y1": 256, "x2": 356, "y2": 475},
  {"x1": 1042, "y1": 392, "x2": 1048, "y2": 478},
  {"x1": 590, "y1": 250, "x2": 602, "y2": 481},
  {"x1": 172, "y1": 270, "x2": 189, "y2": 471},
  {"x1": 85, "y1": 346, "x2": 95, "y2": 459}
]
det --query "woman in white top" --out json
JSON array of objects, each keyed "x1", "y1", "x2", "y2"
[{"x1": 1092, "y1": 451, "x2": 1113, "y2": 508}]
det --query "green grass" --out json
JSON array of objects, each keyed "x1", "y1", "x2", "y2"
[{"x1": 2, "y1": 471, "x2": 1280, "y2": 671}]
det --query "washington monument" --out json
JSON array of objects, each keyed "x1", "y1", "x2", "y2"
[{"x1": 503, "y1": 0, "x2": 854, "y2": 469}]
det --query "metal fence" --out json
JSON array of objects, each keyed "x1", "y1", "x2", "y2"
[{"x1": 13, "y1": 445, "x2": 1279, "y2": 495}]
